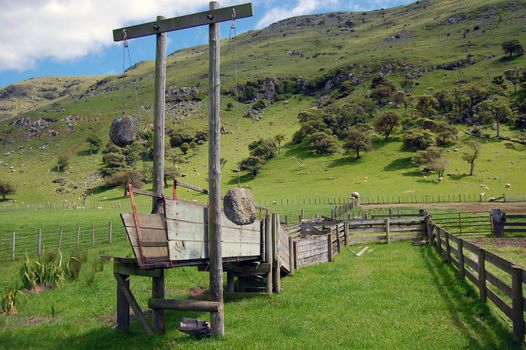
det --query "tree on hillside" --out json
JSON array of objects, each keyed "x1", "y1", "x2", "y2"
[
  {"x1": 239, "y1": 156, "x2": 265, "y2": 176},
  {"x1": 307, "y1": 132, "x2": 339, "y2": 155},
  {"x1": 189, "y1": 141, "x2": 198, "y2": 155},
  {"x1": 476, "y1": 97, "x2": 512, "y2": 138},
  {"x1": 502, "y1": 40, "x2": 524, "y2": 58},
  {"x1": 373, "y1": 111, "x2": 401, "y2": 141},
  {"x1": 462, "y1": 141, "x2": 481, "y2": 176},
  {"x1": 343, "y1": 129, "x2": 372, "y2": 159},
  {"x1": 274, "y1": 134, "x2": 286, "y2": 154},
  {"x1": 504, "y1": 69, "x2": 523, "y2": 93},
  {"x1": 403, "y1": 129, "x2": 436, "y2": 151},
  {"x1": 179, "y1": 142, "x2": 189, "y2": 155},
  {"x1": 105, "y1": 170, "x2": 144, "y2": 197},
  {"x1": 86, "y1": 135, "x2": 102, "y2": 155},
  {"x1": 415, "y1": 95, "x2": 439, "y2": 118},
  {"x1": 0, "y1": 181, "x2": 15, "y2": 200},
  {"x1": 56, "y1": 155, "x2": 69, "y2": 172},
  {"x1": 249, "y1": 139, "x2": 278, "y2": 160},
  {"x1": 413, "y1": 146, "x2": 448, "y2": 180}
]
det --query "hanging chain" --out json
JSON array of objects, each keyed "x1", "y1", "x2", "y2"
[
  {"x1": 228, "y1": 9, "x2": 242, "y2": 188},
  {"x1": 121, "y1": 29, "x2": 141, "y2": 116}
]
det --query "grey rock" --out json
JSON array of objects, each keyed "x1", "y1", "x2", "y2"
[
  {"x1": 223, "y1": 188, "x2": 256, "y2": 225},
  {"x1": 109, "y1": 115, "x2": 138, "y2": 147}
]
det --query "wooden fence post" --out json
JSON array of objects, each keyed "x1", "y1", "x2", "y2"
[
  {"x1": 511, "y1": 266, "x2": 525, "y2": 344},
  {"x1": 288, "y1": 237, "x2": 295, "y2": 274},
  {"x1": 436, "y1": 227, "x2": 442, "y2": 254},
  {"x1": 91, "y1": 223, "x2": 95, "y2": 246},
  {"x1": 272, "y1": 213, "x2": 281, "y2": 293},
  {"x1": 293, "y1": 241, "x2": 298, "y2": 271},
  {"x1": 445, "y1": 231, "x2": 451, "y2": 262},
  {"x1": 11, "y1": 232, "x2": 15, "y2": 261},
  {"x1": 300, "y1": 209, "x2": 304, "y2": 221},
  {"x1": 327, "y1": 233, "x2": 333, "y2": 262},
  {"x1": 344, "y1": 222, "x2": 349, "y2": 246},
  {"x1": 385, "y1": 218, "x2": 390, "y2": 244},
  {"x1": 109, "y1": 221, "x2": 113, "y2": 244},
  {"x1": 37, "y1": 228, "x2": 42, "y2": 256},
  {"x1": 152, "y1": 269, "x2": 165, "y2": 334},
  {"x1": 336, "y1": 225, "x2": 341, "y2": 253},
  {"x1": 264, "y1": 215, "x2": 273, "y2": 294},
  {"x1": 77, "y1": 224, "x2": 81, "y2": 248},
  {"x1": 477, "y1": 249, "x2": 487, "y2": 302},
  {"x1": 458, "y1": 239, "x2": 465, "y2": 278}
]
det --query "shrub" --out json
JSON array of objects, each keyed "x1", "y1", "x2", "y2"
[
  {"x1": 64, "y1": 248, "x2": 88, "y2": 280},
  {"x1": 307, "y1": 132, "x2": 340, "y2": 154},
  {"x1": 0, "y1": 181, "x2": 15, "y2": 201},
  {"x1": 105, "y1": 170, "x2": 144, "y2": 196},
  {"x1": 180, "y1": 142, "x2": 190, "y2": 155},
  {"x1": 374, "y1": 111, "x2": 401, "y2": 140},
  {"x1": 239, "y1": 156, "x2": 265, "y2": 176},
  {"x1": 248, "y1": 139, "x2": 277, "y2": 160},
  {"x1": 19, "y1": 253, "x2": 65, "y2": 291},
  {"x1": 0, "y1": 287, "x2": 18, "y2": 315},
  {"x1": 403, "y1": 129, "x2": 436, "y2": 150},
  {"x1": 343, "y1": 128, "x2": 373, "y2": 158}
]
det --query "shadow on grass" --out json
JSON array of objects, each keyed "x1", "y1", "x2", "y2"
[
  {"x1": 419, "y1": 246, "x2": 516, "y2": 349},
  {"x1": 227, "y1": 173, "x2": 254, "y2": 186},
  {"x1": 327, "y1": 155, "x2": 364, "y2": 168},
  {"x1": 76, "y1": 149, "x2": 93, "y2": 157},
  {"x1": 372, "y1": 136, "x2": 400, "y2": 150},
  {"x1": 383, "y1": 157, "x2": 413, "y2": 171},
  {"x1": 448, "y1": 174, "x2": 469, "y2": 181}
]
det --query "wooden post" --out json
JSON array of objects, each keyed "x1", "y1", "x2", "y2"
[
  {"x1": 208, "y1": 1, "x2": 224, "y2": 336},
  {"x1": 152, "y1": 15, "x2": 167, "y2": 213},
  {"x1": 344, "y1": 222, "x2": 349, "y2": 246},
  {"x1": 37, "y1": 228, "x2": 42, "y2": 256},
  {"x1": 477, "y1": 249, "x2": 487, "y2": 302},
  {"x1": 116, "y1": 273, "x2": 130, "y2": 332},
  {"x1": 226, "y1": 273, "x2": 235, "y2": 293},
  {"x1": 300, "y1": 209, "x2": 304, "y2": 221},
  {"x1": 264, "y1": 215, "x2": 273, "y2": 294},
  {"x1": 511, "y1": 266, "x2": 525, "y2": 344},
  {"x1": 109, "y1": 221, "x2": 113, "y2": 244},
  {"x1": 385, "y1": 218, "x2": 390, "y2": 244},
  {"x1": 11, "y1": 232, "x2": 15, "y2": 261},
  {"x1": 288, "y1": 237, "x2": 294, "y2": 274},
  {"x1": 445, "y1": 231, "x2": 451, "y2": 262},
  {"x1": 458, "y1": 239, "x2": 465, "y2": 278},
  {"x1": 458, "y1": 212, "x2": 462, "y2": 235},
  {"x1": 91, "y1": 223, "x2": 95, "y2": 246},
  {"x1": 336, "y1": 225, "x2": 341, "y2": 253},
  {"x1": 272, "y1": 213, "x2": 281, "y2": 293},
  {"x1": 76, "y1": 224, "x2": 80, "y2": 248},
  {"x1": 293, "y1": 241, "x2": 298, "y2": 270},
  {"x1": 327, "y1": 233, "x2": 333, "y2": 262},
  {"x1": 152, "y1": 269, "x2": 165, "y2": 334},
  {"x1": 436, "y1": 227, "x2": 442, "y2": 254},
  {"x1": 58, "y1": 227, "x2": 63, "y2": 250}
]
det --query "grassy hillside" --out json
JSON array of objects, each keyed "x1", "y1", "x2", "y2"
[{"x1": 0, "y1": 0, "x2": 525, "y2": 207}]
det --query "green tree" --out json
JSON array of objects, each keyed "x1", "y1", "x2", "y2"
[
  {"x1": 105, "y1": 170, "x2": 144, "y2": 197},
  {"x1": 274, "y1": 134, "x2": 286, "y2": 154},
  {"x1": 476, "y1": 97, "x2": 512, "y2": 138},
  {"x1": 373, "y1": 111, "x2": 401, "y2": 140},
  {"x1": 462, "y1": 141, "x2": 481, "y2": 176},
  {"x1": 179, "y1": 142, "x2": 190, "y2": 155},
  {"x1": 189, "y1": 141, "x2": 198, "y2": 155},
  {"x1": 414, "y1": 146, "x2": 447, "y2": 180},
  {"x1": 249, "y1": 139, "x2": 277, "y2": 160},
  {"x1": 0, "y1": 181, "x2": 15, "y2": 200},
  {"x1": 343, "y1": 129, "x2": 372, "y2": 159},
  {"x1": 502, "y1": 40, "x2": 524, "y2": 58},
  {"x1": 403, "y1": 129, "x2": 436, "y2": 150},
  {"x1": 307, "y1": 132, "x2": 339, "y2": 154},
  {"x1": 86, "y1": 135, "x2": 102, "y2": 155},
  {"x1": 239, "y1": 156, "x2": 265, "y2": 176},
  {"x1": 415, "y1": 95, "x2": 439, "y2": 118},
  {"x1": 56, "y1": 155, "x2": 69, "y2": 172},
  {"x1": 504, "y1": 69, "x2": 523, "y2": 93}
]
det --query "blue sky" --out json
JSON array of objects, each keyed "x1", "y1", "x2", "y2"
[{"x1": 0, "y1": 0, "x2": 413, "y2": 88}]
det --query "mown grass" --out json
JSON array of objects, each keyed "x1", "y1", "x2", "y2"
[{"x1": 0, "y1": 242, "x2": 518, "y2": 349}]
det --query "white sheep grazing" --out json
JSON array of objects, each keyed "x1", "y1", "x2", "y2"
[
  {"x1": 505, "y1": 183, "x2": 512, "y2": 188},
  {"x1": 480, "y1": 184, "x2": 489, "y2": 190}
]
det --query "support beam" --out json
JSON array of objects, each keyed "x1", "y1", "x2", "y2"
[
  {"x1": 115, "y1": 273, "x2": 153, "y2": 335},
  {"x1": 208, "y1": 1, "x2": 224, "y2": 337},
  {"x1": 148, "y1": 298, "x2": 220, "y2": 312},
  {"x1": 152, "y1": 269, "x2": 165, "y2": 334},
  {"x1": 113, "y1": 3, "x2": 253, "y2": 41}
]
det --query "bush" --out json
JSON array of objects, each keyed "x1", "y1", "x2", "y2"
[
  {"x1": 105, "y1": 170, "x2": 144, "y2": 196},
  {"x1": 0, "y1": 181, "x2": 15, "y2": 201},
  {"x1": 19, "y1": 253, "x2": 65, "y2": 291},
  {"x1": 307, "y1": 132, "x2": 339, "y2": 154},
  {"x1": 169, "y1": 131, "x2": 193, "y2": 148},
  {"x1": 64, "y1": 248, "x2": 88, "y2": 280},
  {"x1": 239, "y1": 156, "x2": 265, "y2": 176},
  {"x1": 374, "y1": 111, "x2": 401, "y2": 140},
  {"x1": 343, "y1": 128, "x2": 373, "y2": 158},
  {"x1": 248, "y1": 139, "x2": 277, "y2": 160},
  {"x1": 403, "y1": 129, "x2": 436, "y2": 150},
  {"x1": 0, "y1": 287, "x2": 18, "y2": 315}
]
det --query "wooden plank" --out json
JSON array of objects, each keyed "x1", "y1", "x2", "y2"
[
  {"x1": 485, "y1": 251, "x2": 513, "y2": 274},
  {"x1": 113, "y1": 3, "x2": 254, "y2": 41},
  {"x1": 116, "y1": 273, "x2": 130, "y2": 333},
  {"x1": 486, "y1": 270, "x2": 512, "y2": 298},
  {"x1": 464, "y1": 256, "x2": 478, "y2": 271},
  {"x1": 152, "y1": 270, "x2": 165, "y2": 334},
  {"x1": 478, "y1": 249, "x2": 487, "y2": 302},
  {"x1": 487, "y1": 288, "x2": 513, "y2": 318},
  {"x1": 505, "y1": 215, "x2": 526, "y2": 219},
  {"x1": 502, "y1": 222, "x2": 526, "y2": 227},
  {"x1": 165, "y1": 199, "x2": 205, "y2": 225},
  {"x1": 114, "y1": 273, "x2": 153, "y2": 335},
  {"x1": 504, "y1": 229, "x2": 526, "y2": 233},
  {"x1": 465, "y1": 269, "x2": 479, "y2": 286},
  {"x1": 461, "y1": 239, "x2": 479, "y2": 253},
  {"x1": 148, "y1": 298, "x2": 220, "y2": 312},
  {"x1": 511, "y1": 266, "x2": 525, "y2": 343}
]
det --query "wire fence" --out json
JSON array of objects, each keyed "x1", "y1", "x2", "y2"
[{"x1": 0, "y1": 222, "x2": 129, "y2": 261}]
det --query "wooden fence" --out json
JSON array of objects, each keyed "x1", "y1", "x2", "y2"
[
  {"x1": 424, "y1": 218, "x2": 525, "y2": 344},
  {"x1": 504, "y1": 214, "x2": 526, "y2": 234}
]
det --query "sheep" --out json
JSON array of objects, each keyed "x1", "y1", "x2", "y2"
[{"x1": 505, "y1": 183, "x2": 512, "y2": 188}]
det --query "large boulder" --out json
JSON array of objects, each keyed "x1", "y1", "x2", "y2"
[
  {"x1": 223, "y1": 188, "x2": 256, "y2": 225},
  {"x1": 109, "y1": 115, "x2": 138, "y2": 147}
]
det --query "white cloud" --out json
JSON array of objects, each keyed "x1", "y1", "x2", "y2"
[
  {"x1": 0, "y1": 0, "x2": 239, "y2": 71},
  {"x1": 256, "y1": 0, "x2": 340, "y2": 29}
]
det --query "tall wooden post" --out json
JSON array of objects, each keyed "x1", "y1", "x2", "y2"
[
  {"x1": 152, "y1": 15, "x2": 167, "y2": 213},
  {"x1": 208, "y1": 1, "x2": 224, "y2": 337}
]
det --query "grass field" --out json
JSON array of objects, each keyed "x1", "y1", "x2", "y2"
[{"x1": 0, "y1": 242, "x2": 519, "y2": 350}]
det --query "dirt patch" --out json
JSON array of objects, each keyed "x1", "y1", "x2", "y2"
[
  {"x1": 189, "y1": 287, "x2": 207, "y2": 297},
  {"x1": 26, "y1": 315, "x2": 55, "y2": 325},
  {"x1": 97, "y1": 313, "x2": 117, "y2": 324},
  {"x1": 363, "y1": 202, "x2": 526, "y2": 213},
  {"x1": 471, "y1": 237, "x2": 526, "y2": 248}
]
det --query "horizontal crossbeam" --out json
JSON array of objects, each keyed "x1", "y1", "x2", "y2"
[{"x1": 113, "y1": 3, "x2": 253, "y2": 41}]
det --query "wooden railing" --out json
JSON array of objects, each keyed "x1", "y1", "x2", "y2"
[
  {"x1": 504, "y1": 214, "x2": 526, "y2": 234},
  {"x1": 424, "y1": 217, "x2": 525, "y2": 344}
]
